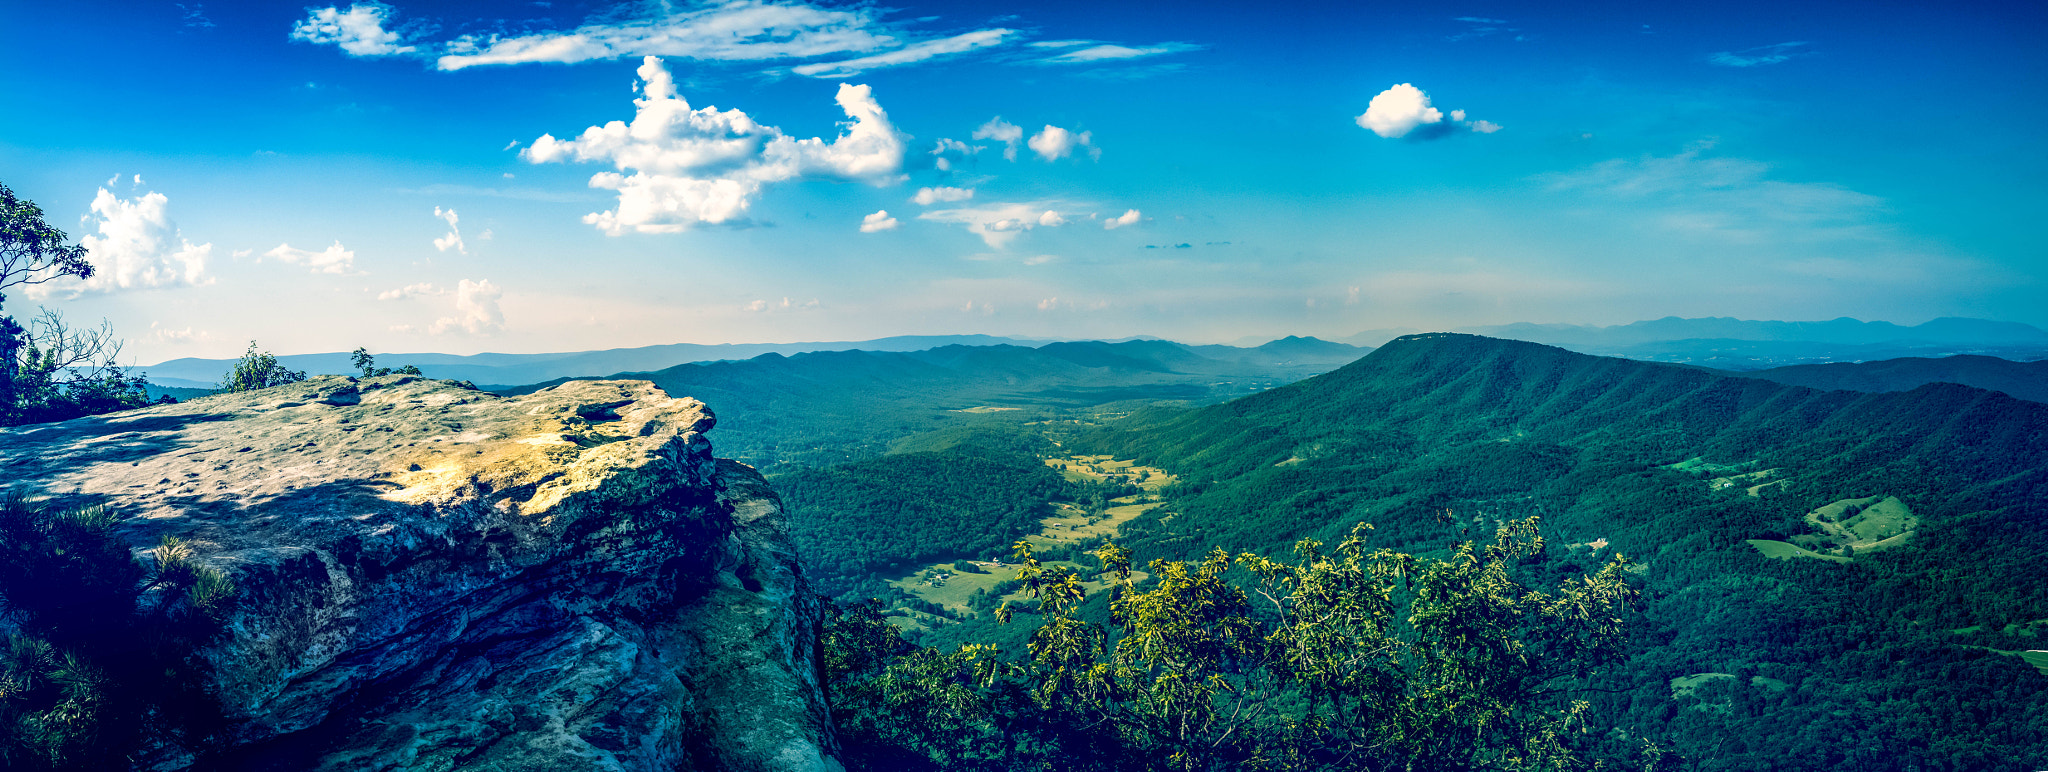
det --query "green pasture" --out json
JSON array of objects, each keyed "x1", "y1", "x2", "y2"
[{"x1": 1747, "y1": 539, "x2": 1852, "y2": 563}]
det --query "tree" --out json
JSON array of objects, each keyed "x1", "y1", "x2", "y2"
[
  {"x1": 0, "y1": 183, "x2": 161, "y2": 427},
  {"x1": 349, "y1": 347, "x2": 422, "y2": 378},
  {"x1": 827, "y1": 518, "x2": 1652, "y2": 771},
  {"x1": 218, "y1": 341, "x2": 306, "y2": 393}
]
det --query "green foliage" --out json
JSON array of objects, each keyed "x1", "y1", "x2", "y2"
[
  {"x1": 350, "y1": 347, "x2": 422, "y2": 377},
  {"x1": 219, "y1": 340, "x2": 306, "y2": 393},
  {"x1": 1, "y1": 310, "x2": 161, "y2": 427},
  {"x1": 827, "y1": 519, "x2": 1651, "y2": 771},
  {"x1": 0, "y1": 495, "x2": 234, "y2": 769},
  {"x1": 776, "y1": 441, "x2": 1076, "y2": 598}
]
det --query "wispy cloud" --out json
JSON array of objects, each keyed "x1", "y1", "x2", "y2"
[
  {"x1": 263, "y1": 241, "x2": 359, "y2": 275},
  {"x1": 1446, "y1": 16, "x2": 1522, "y2": 43},
  {"x1": 790, "y1": 28, "x2": 1015, "y2": 77},
  {"x1": 176, "y1": 3, "x2": 216, "y2": 29},
  {"x1": 432, "y1": 206, "x2": 466, "y2": 254},
  {"x1": 1031, "y1": 41, "x2": 1201, "y2": 64},
  {"x1": 1707, "y1": 41, "x2": 1810, "y2": 67},
  {"x1": 1538, "y1": 142, "x2": 1887, "y2": 243},
  {"x1": 919, "y1": 201, "x2": 1079, "y2": 247},
  {"x1": 973, "y1": 117, "x2": 1024, "y2": 160}
]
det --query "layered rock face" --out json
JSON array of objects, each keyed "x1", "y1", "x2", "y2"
[{"x1": 0, "y1": 376, "x2": 840, "y2": 771}]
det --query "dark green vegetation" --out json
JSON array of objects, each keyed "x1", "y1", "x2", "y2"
[
  {"x1": 776, "y1": 433, "x2": 1085, "y2": 599},
  {"x1": 501, "y1": 338, "x2": 1361, "y2": 472},
  {"x1": 825, "y1": 520, "x2": 1650, "y2": 772},
  {"x1": 0, "y1": 495, "x2": 234, "y2": 770},
  {"x1": 217, "y1": 341, "x2": 307, "y2": 393},
  {"x1": 1062, "y1": 334, "x2": 2048, "y2": 770},
  {"x1": 1735, "y1": 354, "x2": 2048, "y2": 404}
]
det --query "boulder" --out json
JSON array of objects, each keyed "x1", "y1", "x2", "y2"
[{"x1": 0, "y1": 375, "x2": 840, "y2": 771}]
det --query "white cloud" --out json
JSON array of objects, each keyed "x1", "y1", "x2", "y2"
[
  {"x1": 1539, "y1": 143, "x2": 1888, "y2": 243},
  {"x1": 430, "y1": 1, "x2": 1011, "y2": 77},
  {"x1": 432, "y1": 206, "x2": 465, "y2": 254},
  {"x1": 1037, "y1": 210, "x2": 1067, "y2": 227},
  {"x1": 1355, "y1": 83, "x2": 1498, "y2": 139},
  {"x1": 1034, "y1": 41, "x2": 1199, "y2": 64},
  {"x1": 1027, "y1": 124, "x2": 1097, "y2": 161},
  {"x1": 291, "y1": 3, "x2": 415, "y2": 57},
  {"x1": 149, "y1": 321, "x2": 204, "y2": 343},
  {"x1": 742, "y1": 296, "x2": 819, "y2": 312},
  {"x1": 973, "y1": 117, "x2": 1024, "y2": 160},
  {"x1": 1356, "y1": 83, "x2": 1442, "y2": 138},
  {"x1": 1103, "y1": 209, "x2": 1141, "y2": 229},
  {"x1": 930, "y1": 138, "x2": 980, "y2": 171},
  {"x1": 430, "y1": 278, "x2": 504, "y2": 334},
  {"x1": 1023, "y1": 254, "x2": 1058, "y2": 265},
  {"x1": 263, "y1": 241, "x2": 357, "y2": 274},
  {"x1": 378, "y1": 282, "x2": 444, "y2": 300},
  {"x1": 1038, "y1": 297, "x2": 1059, "y2": 311},
  {"x1": 791, "y1": 28, "x2": 1014, "y2": 78},
  {"x1": 1708, "y1": 42, "x2": 1810, "y2": 67},
  {"x1": 523, "y1": 56, "x2": 904, "y2": 235},
  {"x1": 918, "y1": 201, "x2": 1072, "y2": 247},
  {"x1": 860, "y1": 210, "x2": 898, "y2": 232},
  {"x1": 912, "y1": 186, "x2": 974, "y2": 205},
  {"x1": 34, "y1": 185, "x2": 213, "y2": 297}
]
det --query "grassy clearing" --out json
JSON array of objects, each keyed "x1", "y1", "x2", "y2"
[
  {"x1": 1045, "y1": 454, "x2": 1179, "y2": 491},
  {"x1": 887, "y1": 559, "x2": 1148, "y2": 617},
  {"x1": 1028, "y1": 497, "x2": 1159, "y2": 549},
  {"x1": 2021, "y1": 650, "x2": 2048, "y2": 676},
  {"x1": 1747, "y1": 539, "x2": 1853, "y2": 564},
  {"x1": 952, "y1": 406, "x2": 1022, "y2": 413},
  {"x1": 1668, "y1": 672, "x2": 1736, "y2": 697},
  {"x1": 1710, "y1": 469, "x2": 1775, "y2": 490},
  {"x1": 1665, "y1": 457, "x2": 1756, "y2": 475}
]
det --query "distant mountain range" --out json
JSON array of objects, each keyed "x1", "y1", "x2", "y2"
[
  {"x1": 1734, "y1": 355, "x2": 2048, "y2": 404},
  {"x1": 1446, "y1": 316, "x2": 2048, "y2": 369},
  {"x1": 495, "y1": 338, "x2": 1372, "y2": 471},
  {"x1": 138, "y1": 334, "x2": 1369, "y2": 391}
]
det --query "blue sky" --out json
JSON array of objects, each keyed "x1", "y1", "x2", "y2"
[{"x1": 3, "y1": 0, "x2": 2042, "y2": 361}]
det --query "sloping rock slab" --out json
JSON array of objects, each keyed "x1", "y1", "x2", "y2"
[{"x1": 0, "y1": 375, "x2": 840, "y2": 771}]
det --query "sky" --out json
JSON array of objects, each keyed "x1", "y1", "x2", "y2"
[{"x1": 2, "y1": 0, "x2": 2043, "y2": 362}]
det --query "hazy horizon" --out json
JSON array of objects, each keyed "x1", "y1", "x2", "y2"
[{"x1": 6, "y1": 1, "x2": 2042, "y2": 361}]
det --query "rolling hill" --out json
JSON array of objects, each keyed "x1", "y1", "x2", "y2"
[
  {"x1": 1733, "y1": 354, "x2": 2048, "y2": 404},
  {"x1": 1074, "y1": 333, "x2": 2048, "y2": 770}
]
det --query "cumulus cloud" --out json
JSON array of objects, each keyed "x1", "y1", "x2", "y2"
[
  {"x1": 1037, "y1": 297, "x2": 1059, "y2": 311},
  {"x1": 1103, "y1": 209, "x2": 1141, "y2": 229},
  {"x1": 430, "y1": 278, "x2": 503, "y2": 334},
  {"x1": 263, "y1": 241, "x2": 357, "y2": 274},
  {"x1": 1355, "y1": 83, "x2": 1498, "y2": 140},
  {"x1": 523, "y1": 56, "x2": 904, "y2": 234},
  {"x1": 1708, "y1": 41, "x2": 1811, "y2": 67},
  {"x1": 860, "y1": 210, "x2": 898, "y2": 232},
  {"x1": 378, "y1": 282, "x2": 443, "y2": 300},
  {"x1": 1027, "y1": 125, "x2": 1097, "y2": 161},
  {"x1": 33, "y1": 184, "x2": 213, "y2": 297},
  {"x1": 973, "y1": 117, "x2": 1024, "y2": 160},
  {"x1": 432, "y1": 206, "x2": 465, "y2": 253},
  {"x1": 290, "y1": 3, "x2": 415, "y2": 57},
  {"x1": 917, "y1": 201, "x2": 1074, "y2": 247},
  {"x1": 912, "y1": 186, "x2": 974, "y2": 205}
]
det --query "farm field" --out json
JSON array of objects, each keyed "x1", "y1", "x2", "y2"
[
  {"x1": 882, "y1": 454, "x2": 1168, "y2": 630},
  {"x1": 1746, "y1": 539, "x2": 1852, "y2": 563}
]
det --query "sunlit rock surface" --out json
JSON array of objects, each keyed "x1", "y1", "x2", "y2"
[{"x1": 0, "y1": 376, "x2": 839, "y2": 771}]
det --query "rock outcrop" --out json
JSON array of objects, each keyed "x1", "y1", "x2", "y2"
[{"x1": 0, "y1": 376, "x2": 840, "y2": 771}]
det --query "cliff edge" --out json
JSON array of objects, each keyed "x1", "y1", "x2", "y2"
[{"x1": 0, "y1": 375, "x2": 840, "y2": 771}]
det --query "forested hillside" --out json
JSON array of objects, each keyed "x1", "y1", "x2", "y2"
[{"x1": 1074, "y1": 333, "x2": 2048, "y2": 770}]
